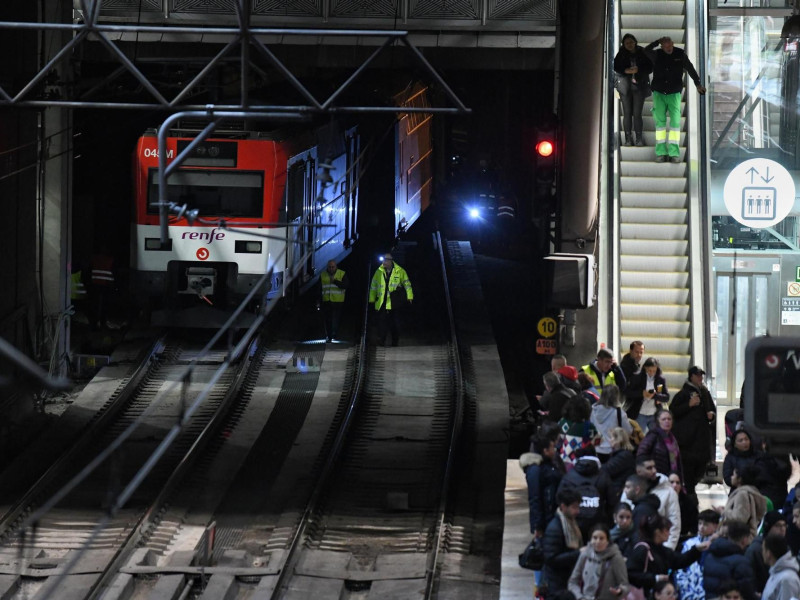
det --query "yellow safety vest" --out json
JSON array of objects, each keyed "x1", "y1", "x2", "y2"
[
  {"x1": 581, "y1": 363, "x2": 619, "y2": 389},
  {"x1": 369, "y1": 264, "x2": 413, "y2": 310},
  {"x1": 71, "y1": 271, "x2": 87, "y2": 300},
  {"x1": 321, "y1": 269, "x2": 346, "y2": 303}
]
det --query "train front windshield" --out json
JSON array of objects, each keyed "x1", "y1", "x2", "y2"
[{"x1": 147, "y1": 169, "x2": 264, "y2": 218}]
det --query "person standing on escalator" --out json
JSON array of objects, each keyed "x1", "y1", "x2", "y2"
[{"x1": 644, "y1": 36, "x2": 706, "y2": 164}]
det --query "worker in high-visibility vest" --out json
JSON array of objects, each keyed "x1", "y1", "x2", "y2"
[
  {"x1": 581, "y1": 347, "x2": 627, "y2": 393},
  {"x1": 369, "y1": 253, "x2": 413, "y2": 347},
  {"x1": 320, "y1": 260, "x2": 349, "y2": 343},
  {"x1": 89, "y1": 250, "x2": 116, "y2": 329}
]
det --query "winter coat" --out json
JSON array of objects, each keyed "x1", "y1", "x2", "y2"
[
  {"x1": 558, "y1": 418, "x2": 599, "y2": 469},
  {"x1": 761, "y1": 551, "x2": 800, "y2": 600},
  {"x1": 637, "y1": 426, "x2": 684, "y2": 485},
  {"x1": 722, "y1": 484, "x2": 767, "y2": 537},
  {"x1": 703, "y1": 537, "x2": 757, "y2": 600},
  {"x1": 643, "y1": 42, "x2": 702, "y2": 95},
  {"x1": 521, "y1": 452, "x2": 564, "y2": 534},
  {"x1": 630, "y1": 493, "x2": 661, "y2": 536},
  {"x1": 649, "y1": 474, "x2": 683, "y2": 550},
  {"x1": 626, "y1": 540, "x2": 701, "y2": 592},
  {"x1": 753, "y1": 453, "x2": 791, "y2": 509},
  {"x1": 744, "y1": 535, "x2": 769, "y2": 591},
  {"x1": 557, "y1": 457, "x2": 611, "y2": 538},
  {"x1": 722, "y1": 428, "x2": 760, "y2": 487},
  {"x1": 613, "y1": 45, "x2": 653, "y2": 97},
  {"x1": 368, "y1": 263, "x2": 413, "y2": 310},
  {"x1": 601, "y1": 448, "x2": 635, "y2": 505},
  {"x1": 591, "y1": 404, "x2": 632, "y2": 456},
  {"x1": 541, "y1": 383, "x2": 576, "y2": 422},
  {"x1": 670, "y1": 380, "x2": 716, "y2": 463},
  {"x1": 624, "y1": 370, "x2": 669, "y2": 419},
  {"x1": 619, "y1": 352, "x2": 642, "y2": 384},
  {"x1": 542, "y1": 514, "x2": 582, "y2": 596},
  {"x1": 568, "y1": 543, "x2": 629, "y2": 600},
  {"x1": 611, "y1": 525, "x2": 635, "y2": 558},
  {"x1": 677, "y1": 489, "x2": 699, "y2": 540}
]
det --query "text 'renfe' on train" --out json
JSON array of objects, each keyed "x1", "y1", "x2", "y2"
[{"x1": 130, "y1": 121, "x2": 360, "y2": 312}]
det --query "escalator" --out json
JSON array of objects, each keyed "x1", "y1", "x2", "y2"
[{"x1": 615, "y1": 0, "x2": 700, "y2": 391}]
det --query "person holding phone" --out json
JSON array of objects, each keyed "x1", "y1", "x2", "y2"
[
  {"x1": 671, "y1": 366, "x2": 716, "y2": 496},
  {"x1": 625, "y1": 357, "x2": 669, "y2": 433}
]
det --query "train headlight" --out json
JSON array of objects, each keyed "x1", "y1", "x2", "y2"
[
  {"x1": 235, "y1": 240, "x2": 262, "y2": 254},
  {"x1": 468, "y1": 208, "x2": 480, "y2": 219}
]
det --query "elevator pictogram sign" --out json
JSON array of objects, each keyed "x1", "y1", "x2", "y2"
[{"x1": 723, "y1": 158, "x2": 795, "y2": 229}]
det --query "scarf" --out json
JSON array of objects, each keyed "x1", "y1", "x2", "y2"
[
  {"x1": 662, "y1": 431, "x2": 680, "y2": 474},
  {"x1": 557, "y1": 507, "x2": 583, "y2": 550}
]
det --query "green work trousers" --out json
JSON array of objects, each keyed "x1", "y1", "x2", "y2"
[{"x1": 652, "y1": 91, "x2": 682, "y2": 157}]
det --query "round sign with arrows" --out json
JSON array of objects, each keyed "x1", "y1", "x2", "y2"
[{"x1": 723, "y1": 158, "x2": 795, "y2": 229}]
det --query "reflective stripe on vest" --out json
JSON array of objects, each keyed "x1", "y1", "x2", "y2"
[
  {"x1": 71, "y1": 272, "x2": 87, "y2": 300},
  {"x1": 321, "y1": 270, "x2": 346, "y2": 303}
]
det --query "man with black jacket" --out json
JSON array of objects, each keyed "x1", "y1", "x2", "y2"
[
  {"x1": 644, "y1": 37, "x2": 706, "y2": 164},
  {"x1": 541, "y1": 488, "x2": 583, "y2": 599}
]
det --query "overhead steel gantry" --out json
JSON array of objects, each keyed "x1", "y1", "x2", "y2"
[
  {"x1": 0, "y1": 0, "x2": 470, "y2": 116},
  {"x1": 0, "y1": 0, "x2": 469, "y2": 389}
]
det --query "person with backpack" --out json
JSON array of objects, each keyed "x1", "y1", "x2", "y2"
[
  {"x1": 557, "y1": 455, "x2": 611, "y2": 539},
  {"x1": 601, "y1": 427, "x2": 636, "y2": 506},
  {"x1": 591, "y1": 385, "x2": 632, "y2": 463},
  {"x1": 568, "y1": 523, "x2": 630, "y2": 600}
]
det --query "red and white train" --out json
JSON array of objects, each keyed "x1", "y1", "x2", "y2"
[
  {"x1": 130, "y1": 123, "x2": 360, "y2": 309},
  {"x1": 130, "y1": 85, "x2": 433, "y2": 316}
]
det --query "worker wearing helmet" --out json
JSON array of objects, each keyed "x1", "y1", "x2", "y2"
[{"x1": 369, "y1": 253, "x2": 413, "y2": 346}]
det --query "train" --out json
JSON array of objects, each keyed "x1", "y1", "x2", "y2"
[{"x1": 130, "y1": 85, "x2": 433, "y2": 320}]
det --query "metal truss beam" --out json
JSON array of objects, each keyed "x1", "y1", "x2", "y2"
[{"x1": 0, "y1": 0, "x2": 470, "y2": 115}]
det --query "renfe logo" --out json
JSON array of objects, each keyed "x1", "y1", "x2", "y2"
[{"x1": 182, "y1": 228, "x2": 226, "y2": 244}]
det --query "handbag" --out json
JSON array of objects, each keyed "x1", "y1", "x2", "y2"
[
  {"x1": 625, "y1": 541, "x2": 651, "y2": 600},
  {"x1": 518, "y1": 538, "x2": 545, "y2": 570}
]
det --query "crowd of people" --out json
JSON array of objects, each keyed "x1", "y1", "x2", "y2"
[{"x1": 520, "y1": 343, "x2": 800, "y2": 600}]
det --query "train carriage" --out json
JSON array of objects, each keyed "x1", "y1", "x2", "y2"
[{"x1": 130, "y1": 124, "x2": 359, "y2": 312}]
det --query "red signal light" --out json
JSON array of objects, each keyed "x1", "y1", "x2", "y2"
[{"x1": 536, "y1": 140, "x2": 554, "y2": 158}]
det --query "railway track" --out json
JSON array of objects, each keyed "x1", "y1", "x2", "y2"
[{"x1": 0, "y1": 235, "x2": 481, "y2": 599}]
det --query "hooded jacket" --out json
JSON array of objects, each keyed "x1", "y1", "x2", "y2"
[
  {"x1": 703, "y1": 537, "x2": 757, "y2": 600},
  {"x1": 591, "y1": 404, "x2": 633, "y2": 455},
  {"x1": 723, "y1": 484, "x2": 768, "y2": 537},
  {"x1": 762, "y1": 551, "x2": 800, "y2": 600},
  {"x1": 520, "y1": 451, "x2": 563, "y2": 534},
  {"x1": 558, "y1": 365, "x2": 583, "y2": 394},
  {"x1": 542, "y1": 513, "x2": 582, "y2": 596},
  {"x1": 557, "y1": 456, "x2": 610, "y2": 539},
  {"x1": 568, "y1": 543, "x2": 629, "y2": 600}
]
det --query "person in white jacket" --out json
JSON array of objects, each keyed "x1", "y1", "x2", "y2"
[
  {"x1": 761, "y1": 532, "x2": 800, "y2": 600},
  {"x1": 619, "y1": 455, "x2": 681, "y2": 549}
]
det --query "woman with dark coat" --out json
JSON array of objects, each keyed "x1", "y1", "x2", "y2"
[
  {"x1": 722, "y1": 429, "x2": 760, "y2": 488},
  {"x1": 601, "y1": 427, "x2": 636, "y2": 506},
  {"x1": 626, "y1": 514, "x2": 706, "y2": 595},
  {"x1": 670, "y1": 367, "x2": 716, "y2": 495},
  {"x1": 624, "y1": 357, "x2": 669, "y2": 433},
  {"x1": 613, "y1": 33, "x2": 653, "y2": 147},
  {"x1": 637, "y1": 408, "x2": 684, "y2": 483}
]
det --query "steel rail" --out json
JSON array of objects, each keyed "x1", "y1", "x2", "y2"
[
  {"x1": 424, "y1": 232, "x2": 466, "y2": 598},
  {"x1": 85, "y1": 333, "x2": 263, "y2": 599},
  {"x1": 266, "y1": 260, "x2": 371, "y2": 600},
  {"x1": 0, "y1": 334, "x2": 168, "y2": 541}
]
